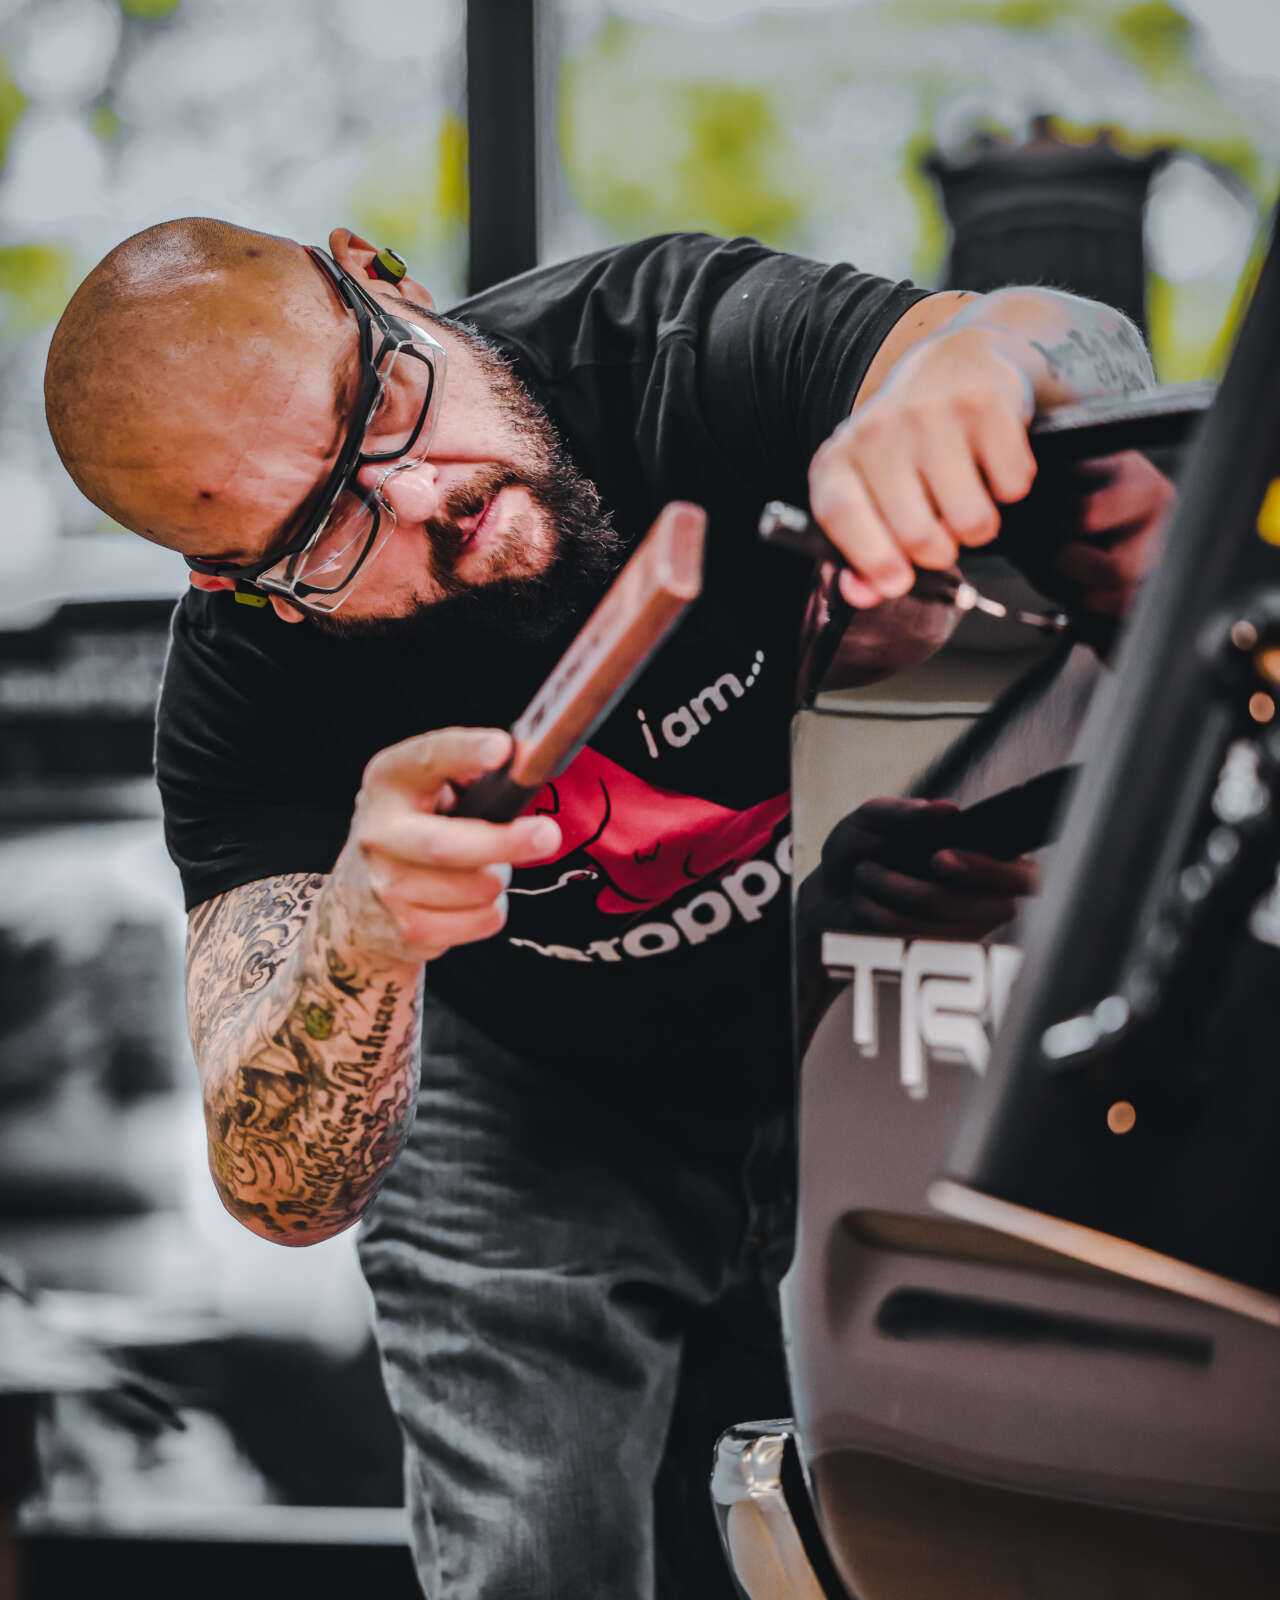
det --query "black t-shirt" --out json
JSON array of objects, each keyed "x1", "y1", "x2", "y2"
[{"x1": 157, "y1": 233, "x2": 929, "y2": 1109}]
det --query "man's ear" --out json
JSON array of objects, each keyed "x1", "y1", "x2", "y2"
[
  {"x1": 329, "y1": 226, "x2": 434, "y2": 312},
  {"x1": 268, "y1": 596, "x2": 307, "y2": 624},
  {"x1": 188, "y1": 571, "x2": 304, "y2": 624}
]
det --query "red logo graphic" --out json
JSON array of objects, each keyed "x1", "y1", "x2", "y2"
[{"x1": 520, "y1": 746, "x2": 789, "y2": 914}]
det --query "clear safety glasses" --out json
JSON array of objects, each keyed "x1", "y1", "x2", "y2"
[{"x1": 184, "y1": 245, "x2": 446, "y2": 613}]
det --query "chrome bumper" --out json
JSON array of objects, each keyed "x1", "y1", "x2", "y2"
[{"x1": 711, "y1": 1420, "x2": 848, "y2": 1600}]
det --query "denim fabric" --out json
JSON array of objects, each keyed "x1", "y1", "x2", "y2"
[{"x1": 357, "y1": 991, "x2": 795, "y2": 1600}]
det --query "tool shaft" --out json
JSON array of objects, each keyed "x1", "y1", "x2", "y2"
[{"x1": 454, "y1": 502, "x2": 707, "y2": 822}]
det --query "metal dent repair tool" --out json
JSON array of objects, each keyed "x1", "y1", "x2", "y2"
[
  {"x1": 757, "y1": 500, "x2": 1069, "y2": 632},
  {"x1": 453, "y1": 501, "x2": 707, "y2": 822}
]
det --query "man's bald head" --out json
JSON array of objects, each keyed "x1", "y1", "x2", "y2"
[{"x1": 44, "y1": 217, "x2": 353, "y2": 555}]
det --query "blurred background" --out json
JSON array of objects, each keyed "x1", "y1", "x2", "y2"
[{"x1": 0, "y1": 0, "x2": 1277, "y2": 1594}]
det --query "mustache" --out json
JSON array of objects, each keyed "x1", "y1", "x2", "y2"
[{"x1": 423, "y1": 465, "x2": 523, "y2": 571}]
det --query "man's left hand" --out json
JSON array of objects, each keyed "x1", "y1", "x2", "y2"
[{"x1": 808, "y1": 325, "x2": 1038, "y2": 608}]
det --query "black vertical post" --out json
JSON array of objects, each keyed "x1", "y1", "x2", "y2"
[{"x1": 466, "y1": 0, "x2": 540, "y2": 295}]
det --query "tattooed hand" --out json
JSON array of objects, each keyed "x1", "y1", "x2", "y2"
[{"x1": 337, "y1": 725, "x2": 562, "y2": 964}]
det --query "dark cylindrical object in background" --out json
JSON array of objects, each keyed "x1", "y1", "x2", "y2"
[{"x1": 926, "y1": 119, "x2": 1167, "y2": 336}]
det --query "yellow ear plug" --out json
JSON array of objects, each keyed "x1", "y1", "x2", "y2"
[{"x1": 371, "y1": 247, "x2": 407, "y2": 284}]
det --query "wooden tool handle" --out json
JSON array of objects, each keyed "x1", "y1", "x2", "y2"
[{"x1": 453, "y1": 502, "x2": 707, "y2": 822}]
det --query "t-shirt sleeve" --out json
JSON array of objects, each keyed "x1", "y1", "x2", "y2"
[
  {"x1": 690, "y1": 244, "x2": 934, "y2": 497},
  {"x1": 457, "y1": 233, "x2": 934, "y2": 518},
  {"x1": 155, "y1": 599, "x2": 355, "y2": 910}
]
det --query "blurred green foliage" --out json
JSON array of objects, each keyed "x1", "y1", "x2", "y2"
[
  {"x1": 671, "y1": 85, "x2": 801, "y2": 241},
  {"x1": 0, "y1": 243, "x2": 72, "y2": 338},
  {"x1": 0, "y1": 0, "x2": 468, "y2": 545},
  {"x1": 90, "y1": 105, "x2": 124, "y2": 143},
  {"x1": 348, "y1": 107, "x2": 468, "y2": 289},
  {"x1": 899, "y1": 128, "x2": 948, "y2": 287},
  {"x1": 0, "y1": 52, "x2": 28, "y2": 175},
  {"x1": 1112, "y1": 2, "x2": 1193, "y2": 75},
  {"x1": 436, "y1": 107, "x2": 469, "y2": 231},
  {"x1": 118, "y1": 0, "x2": 182, "y2": 20},
  {"x1": 557, "y1": 0, "x2": 1276, "y2": 381},
  {"x1": 989, "y1": 1, "x2": 1060, "y2": 27},
  {"x1": 560, "y1": 60, "x2": 803, "y2": 244}
]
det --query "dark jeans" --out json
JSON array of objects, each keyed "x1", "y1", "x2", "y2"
[{"x1": 357, "y1": 992, "x2": 795, "y2": 1600}]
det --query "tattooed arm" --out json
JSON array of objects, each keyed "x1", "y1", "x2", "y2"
[
  {"x1": 186, "y1": 871, "x2": 425, "y2": 1247},
  {"x1": 945, "y1": 284, "x2": 1156, "y2": 403},
  {"x1": 185, "y1": 727, "x2": 562, "y2": 1246}
]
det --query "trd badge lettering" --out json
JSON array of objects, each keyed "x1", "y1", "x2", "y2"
[{"x1": 820, "y1": 933, "x2": 1023, "y2": 1099}]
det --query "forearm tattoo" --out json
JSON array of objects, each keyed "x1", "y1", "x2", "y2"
[
  {"x1": 186, "y1": 874, "x2": 422, "y2": 1243},
  {"x1": 1031, "y1": 320, "x2": 1155, "y2": 397}
]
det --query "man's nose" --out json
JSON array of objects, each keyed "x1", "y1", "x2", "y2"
[{"x1": 362, "y1": 457, "x2": 444, "y2": 524}]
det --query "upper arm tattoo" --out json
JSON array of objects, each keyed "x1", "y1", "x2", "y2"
[
  {"x1": 186, "y1": 873, "x2": 326, "y2": 1049},
  {"x1": 185, "y1": 872, "x2": 423, "y2": 1242}
]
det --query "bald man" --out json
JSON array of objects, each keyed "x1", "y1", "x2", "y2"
[{"x1": 45, "y1": 218, "x2": 1161, "y2": 1599}]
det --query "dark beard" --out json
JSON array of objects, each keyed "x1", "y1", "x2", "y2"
[
  {"x1": 420, "y1": 456, "x2": 624, "y2": 639},
  {"x1": 311, "y1": 319, "x2": 625, "y2": 644}
]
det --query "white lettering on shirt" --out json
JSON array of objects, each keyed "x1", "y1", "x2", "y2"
[
  {"x1": 637, "y1": 650, "x2": 765, "y2": 757},
  {"x1": 508, "y1": 832, "x2": 792, "y2": 964}
]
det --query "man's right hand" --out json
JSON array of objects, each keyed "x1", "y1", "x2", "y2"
[{"x1": 335, "y1": 727, "x2": 562, "y2": 964}]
